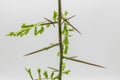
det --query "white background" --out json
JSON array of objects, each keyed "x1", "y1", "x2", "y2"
[{"x1": 0, "y1": 0, "x2": 120, "y2": 80}]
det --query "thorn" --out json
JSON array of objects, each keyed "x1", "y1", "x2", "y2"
[
  {"x1": 24, "y1": 43, "x2": 59, "y2": 56},
  {"x1": 44, "y1": 17, "x2": 55, "y2": 27},
  {"x1": 61, "y1": 16, "x2": 82, "y2": 34},
  {"x1": 63, "y1": 56, "x2": 105, "y2": 68}
]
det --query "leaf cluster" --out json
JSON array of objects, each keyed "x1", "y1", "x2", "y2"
[{"x1": 25, "y1": 67, "x2": 70, "y2": 80}]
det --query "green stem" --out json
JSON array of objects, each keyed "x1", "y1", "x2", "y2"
[{"x1": 58, "y1": 0, "x2": 63, "y2": 80}]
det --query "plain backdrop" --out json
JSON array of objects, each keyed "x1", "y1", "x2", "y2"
[{"x1": 0, "y1": 0, "x2": 120, "y2": 80}]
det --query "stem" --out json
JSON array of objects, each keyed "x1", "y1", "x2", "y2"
[{"x1": 58, "y1": 0, "x2": 63, "y2": 80}]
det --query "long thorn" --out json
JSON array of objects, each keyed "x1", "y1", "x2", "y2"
[
  {"x1": 44, "y1": 17, "x2": 56, "y2": 27},
  {"x1": 24, "y1": 43, "x2": 59, "y2": 56},
  {"x1": 61, "y1": 15, "x2": 76, "y2": 25},
  {"x1": 63, "y1": 56, "x2": 105, "y2": 68},
  {"x1": 68, "y1": 15, "x2": 76, "y2": 20},
  {"x1": 62, "y1": 16, "x2": 82, "y2": 34},
  {"x1": 48, "y1": 67, "x2": 59, "y2": 72}
]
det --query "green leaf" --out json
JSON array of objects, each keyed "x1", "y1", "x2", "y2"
[
  {"x1": 21, "y1": 23, "x2": 26, "y2": 29},
  {"x1": 53, "y1": 11, "x2": 58, "y2": 21},
  {"x1": 64, "y1": 45, "x2": 68, "y2": 54},
  {"x1": 63, "y1": 70, "x2": 70, "y2": 75},
  {"x1": 41, "y1": 26, "x2": 44, "y2": 32},
  {"x1": 16, "y1": 31, "x2": 21, "y2": 36},
  {"x1": 37, "y1": 68, "x2": 41, "y2": 80},
  {"x1": 53, "y1": 75, "x2": 59, "y2": 80},
  {"x1": 46, "y1": 24, "x2": 51, "y2": 28},
  {"x1": 43, "y1": 71, "x2": 48, "y2": 79},
  {"x1": 37, "y1": 26, "x2": 44, "y2": 34},
  {"x1": 6, "y1": 32, "x2": 15, "y2": 36},
  {"x1": 50, "y1": 71, "x2": 54, "y2": 78},
  {"x1": 38, "y1": 68, "x2": 41, "y2": 73},
  {"x1": 57, "y1": 51, "x2": 60, "y2": 56},
  {"x1": 22, "y1": 28, "x2": 30, "y2": 36},
  {"x1": 63, "y1": 37, "x2": 69, "y2": 45},
  {"x1": 25, "y1": 68, "x2": 34, "y2": 80},
  {"x1": 34, "y1": 26, "x2": 37, "y2": 36},
  {"x1": 64, "y1": 10, "x2": 68, "y2": 16},
  {"x1": 62, "y1": 63, "x2": 66, "y2": 71}
]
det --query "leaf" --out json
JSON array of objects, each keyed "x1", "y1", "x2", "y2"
[
  {"x1": 16, "y1": 31, "x2": 21, "y2": 36},
  {"x1": 57, "y1": 51, "x2": 60, "y2": 56},
  {"x1": 25, "y1": 68, "x2": 34, "y2": 80},
  {"x1": 21, "y1": 23, "x2": 26, "y2": 29},
  {"x1": 43, "y1": 71, "x2": 48, "y2": 78},
  {"x1": 64, "y1": 45, "x2": 68, "y2": 54},
  {"x1": 63, "y1": 70, "x2": 70, "y2": 75},
  {"x1": 62, "y1": 23, "x2": 68, "y2": 34},
  {"x1": 63, "y1": 37, "x2": 69, "y2": 45},
  {"x1": 50, "y1": 71, "x2": 54, "y2": 78},
  {"x1": 41, "y1": 26, "x2": 44, "y2": 33},
  {"x1": 37, "y1": 68, "x2": 41, "y2": 80},
  {"x1": 64, "y1": 10, "x2": 68, "y2": 16},
  {"x1": 46, "y1": 24, "x2": 51, "y2": 28},
  {"x1": 62, "y1": 63, "x2": 66, "y2": 71},
  {"x1": 53, "y1": 75, "x2": 59, "y2": 80},
  {"x1": 37, "y1": 68, "x2": 41, "y2": 73},
  {"x1": 37, "y1": 26, "x2": 44, "y2": 34},
  {"x1": 34, "y1": 26, "x2": 37, "y2": 36},
  {"x1": 24, "y1": 28, "x2": 30, "y2": 35},
  {"x1": 53, "y1": 11, "x2": 58, "y2": 21},
  {"x1": 6, "y1": 32, "x2": 15, "y2": 36}
]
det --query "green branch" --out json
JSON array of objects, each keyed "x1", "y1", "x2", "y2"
[{"x1": 58, "y1": 0, "x2": 64, "y2": 80}]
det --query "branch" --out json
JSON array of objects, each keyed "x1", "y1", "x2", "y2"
[
  {"x1": 24, "y1": 43, "x2": 59, "y2": 56},
  {"x1": 63, "y1": 56, "x2": 105, "y2": 68}
]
